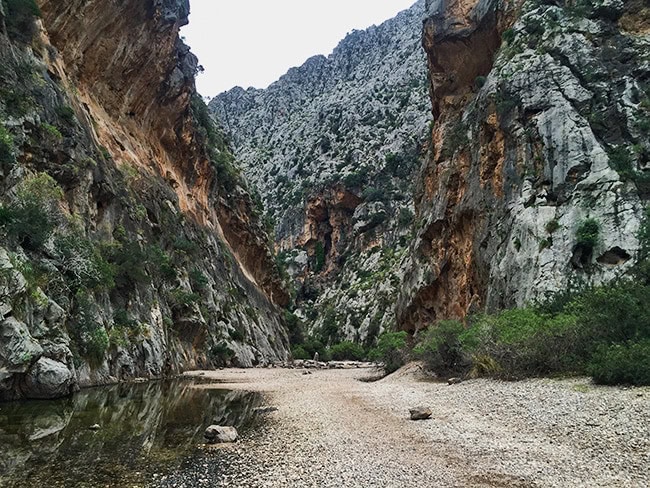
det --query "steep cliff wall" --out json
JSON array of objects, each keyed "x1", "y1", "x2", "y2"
[
  {"x1": 211, "y1": 1, "x2": 430, "y2": 347},
  {"x1": 0, "y1": 0, "x2": 289, "y2": 400},
  {"x1": 398, "y1": 0, "x2": 649, "y2": 331}
]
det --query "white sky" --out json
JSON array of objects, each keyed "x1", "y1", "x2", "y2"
[{"x1": 181, "y1": 0, "x2": 417, "y2": 98}]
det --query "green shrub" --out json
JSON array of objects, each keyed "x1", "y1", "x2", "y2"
[
  {"x1": 463, "y1": 309, "x2": 581, "y2": 379},
  {"x1": 398, "y1": 207, "x2": 414, "y2": 227},
  {"x1": 101, "y1": 240, "x2": 150, "y2": 288},
  {"x1": 4, "y1": 0, "x2": 41, "y2": 42},
  {"x1": 291, "y1": 345, "x2": 310, "y2": 360},
  {"x1": 576, "y1": 218, "x2": 600, "y2": 251},
  {"x1": 56, "y1": 106, "x2": 76, "y2": 125},
  {"x1": 414, "y1": 320, "x2": 467, "y2": 374},
  {"x1": 189, "y1": 268, "x2": 209, "y2": 292},
  {"x1": 68, "y1": 290, "x2": 108, "y2": 365},
  {"x1": 300, "y1": 338, "x2": 329, "y2": 361},
  {"x1": 545, "y1": 219, "x2": 560, "y2": 234},
  {"x1": 361, "y1": 187, "x2": 386, "y2": 202},
  {"x1": 52, "y1": 233, "x2": 115, "y2": 291},
  {"x1": 502, "y1": 28, "x2": 515, "y2": 44},
  {"x1": 589, "y1": 340, "x2": 650, "y2": 385},
  {"x1": 0, "y1": 125, "x2": 15, "y2": 170},
  {"x1": 148, "y1": 245, "x2": 177, "y2": 282},
  {"x1": 209, "y1": 341, "x2": 235, "y2": 366},
  {"x1": 329, "y1": 341, "x2": 366, "y2": 361},
  {"x1": 368, "y1": 331, "x2": 407, "y2": 373},
  {"x1": 168, "y1": 287, "x2": 201, "y2": 310},
  {"x1": 1, "y1": 173, "x2": 63, "y2": 250},
  {"x1": 568, "y1": 281, "x2": 650, "y2": 351},
  {"x1": 314, "y1": 241, "x2": 326, "y2": 273},
  {"x1": 41, "y1": 123, "x2": 62, "y2": 140},
  {"x1": 343, "y1": 171, "x2": 366, "y2": 189},
  {"x1": 284, "y1": 310, "x2": 304, "y2": 345}
]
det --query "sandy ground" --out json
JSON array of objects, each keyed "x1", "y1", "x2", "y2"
[{"x1": 152, "y1": 364, "x2": 650, "y2": 488}]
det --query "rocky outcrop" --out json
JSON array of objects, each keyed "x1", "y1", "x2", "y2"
[
  {"x1": 211, "y1": 0, "x2": 430, "y2": 346},
  {"x1": 0, "y1": 0, "x2": 289, "y2": 400},
  {"x1": 397, "y1": 0, "x2": 649, "y2": 331}
]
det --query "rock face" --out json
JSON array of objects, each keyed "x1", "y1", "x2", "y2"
[
  {"x1": 211, "y1": 0, "x2": 431, "y2": 346},
  {"x1": 397, "y1": 0, "x2": 649, "y2": 331},
  {"x1": 0, "y1": 0, "x2": 289, "y2": 400}
]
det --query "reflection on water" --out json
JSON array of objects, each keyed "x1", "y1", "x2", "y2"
[{"x1": 0, "y1": 380, "x2": 262, "y2": 487}]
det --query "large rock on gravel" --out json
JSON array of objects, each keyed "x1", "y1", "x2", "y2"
[
  {"x1": 409, "y1": 407, "x2": 432, "y2": 420},
  {"x1": 204, "y1": 425, "x2": 238, "y2": 444}
]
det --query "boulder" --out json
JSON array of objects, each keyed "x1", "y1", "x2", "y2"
[
  {"x1": 0, "y1": 317, "x2": 43, "y2": 373},
  {"x1": 22, "y1": 357, "x2": 76, "y2": 399},
  {"x1": 409, "y1": 407, "x2": 432, "y2": 421},
  {"x1": 204, "y1": 425, "x2": 238, "y2": 444}
]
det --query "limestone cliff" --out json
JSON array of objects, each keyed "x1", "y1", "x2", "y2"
[
  {"x1": 211, "y1": 1, "x2": 430, "y2": 346},
  {"x1": 0, "y1": 0, "x2": 289, "y2": 400},
  {"x1": 397, "y1": 0, "x2": 649, "y2": 331}
]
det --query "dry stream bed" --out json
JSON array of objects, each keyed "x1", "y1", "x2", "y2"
[{"x1": 155, "y1": 364, "x2": 649, "y2": 488}]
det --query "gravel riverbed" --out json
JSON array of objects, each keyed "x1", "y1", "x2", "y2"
[{"x1": 151, "y1": 364, "x2": 650, "y2": 487}]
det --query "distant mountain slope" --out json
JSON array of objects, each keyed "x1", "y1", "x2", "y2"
[{"x1": 211, "y1": 0, "x2": 430, "y2": 347}]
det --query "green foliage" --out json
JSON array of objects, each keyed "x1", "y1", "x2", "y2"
[
  {"x1": 502, "y1": 28, "x2": 515, "y2": 44},
  {"x1": 68, "y1": 290, "x2": 108, "y2": 365},
  {"x1": 291, "y1": 345, "x2": 310, "y2": 360},
  {"x1": 53, "y1": 233, "x2": 115, "y2": 292},
  {"x1": 589, "y1": 340, "x2": 650, "y2": 386},
  {"x1": 168, "y1": 287, "x2": 201, "y2": 310},
  {"x1": 343, "y1": 171, "x2": 366, "y2": 189},
  {"x1": 173, "y1": 237, "x2": 198, "y2": 255},
  {"x1": 148, "y1": 245, "x2": 177, "y2": 282},
  {"x1": 294, "y1": 338, "x2": 329, "y2": 361},
  {"x1": 329, "y1": 341, "x2": 366, "y2": 361},
  {"x1": 495, "y1": 91, "x2": 518, "y2": 116},
  {"x1": 419, "y1": 277, "x2": 650, "y2": 385},
  {"x1": 368, "y1": 331, "x2": 407, "y2": 373},
  {"x1": 398, "y1": 207, "x2": 414, "y2": 228},
  {"x1": 0, "y1": 173, "x2": 63, "y2": 250},
  {"x1": 3, "y1": 0, "x2": 42, "y2": 42},
  {"x1": 189, "y1": 268, "x2": 209, "y2": 292},
  {"x1": 0, "y1": 125, "x2": 15, "y2": 170},
  {"x1": 545, "y1": 219, "x2": 560, "y2": 234},
  {"x1": 464, "y1": 309, "x2": 580, "y2": 379},
  {"x1": 440, "y1": 119, "x2": 469, "y2": 159},
  {"x1": 635, "y1": 207, "x2": 650, "y2": 284},
  {"x1": 208, "y1": 341, "x2": 235, "y2": 366},
  {"x1": 56, "y1": 106, "x2": 76, "y2": 125},
  {"x1": 284, "y1": 310, "x2": 304, "y2": 345},
  {"x1": 314, "y1": 241, "x2": 326, "y2": 273},
  {"x1": 576, "y1": 218, "x2": 600, "y2": 251},
  {"x1": 414, "y1": 320, "x2": 467, "y2": 373},
  {"x1": 101, "y1": 240, "x2": 150, "y2": 288},
  {"x1": 361, "y1": 187, "x2": 386, "y2": 202},
  {"x1": 41, "y1": 123, "x2": 62, "y2": 140}
]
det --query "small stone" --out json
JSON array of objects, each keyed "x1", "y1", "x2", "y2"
[
  {"x1": 409, "y1": 407, "x2": 432, "y2": 420},
  {"x1": 448, "y1": 377, "x2": 462, "y2": 385},
  {"x1": 204, "y1": 425, "x2": 238, "y2": 444}
]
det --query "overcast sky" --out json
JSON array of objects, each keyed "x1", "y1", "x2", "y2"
[{"x1": 181, "y1": 0, "x2": 417, "y2": 98}]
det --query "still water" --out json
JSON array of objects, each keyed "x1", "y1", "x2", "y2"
[{"x1": 0, "y1": 379, "x2": 262, "y2": 487}]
